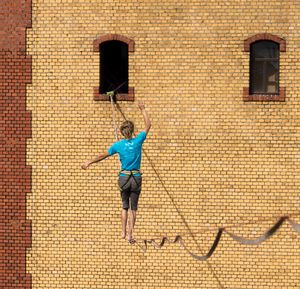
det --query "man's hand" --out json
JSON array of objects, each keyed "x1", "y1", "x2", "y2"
[
  {"x1": 138, "y1": 100, "x2": 145, "y2": 111},
  {"x1": 82, "y1": 152, "x2": 110, "y2": 170},
  {"x1": 138, "y1": 100, "x2": 151, "y2": 133},
  {"x1": 81, "y1": 161, "x2": 90, "y2": 170}
]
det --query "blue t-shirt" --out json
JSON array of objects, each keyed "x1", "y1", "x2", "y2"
[{"x1": 107, "y1": 131, "x2": 147, "y2": 176}]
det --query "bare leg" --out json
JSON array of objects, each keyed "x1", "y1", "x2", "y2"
[
  {"x1": 121, "y1": 209, "x2": 128, "y2": 239},
  {"x1": 127, "y1": 209, "x2": 137, "y2": 241}
]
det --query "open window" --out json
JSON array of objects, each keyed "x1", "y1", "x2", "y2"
[
  {"x1": 93, "y1": 34, "x2": 135, "y2": 101},
  {"x1": 243, "y1": 33, "x2": 286, "y2": 102},
  {"x1": 100, "y1": 40, "x2": 128, "y2": 94}
]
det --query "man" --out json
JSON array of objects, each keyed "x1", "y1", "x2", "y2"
[{"x1": 82, "y1": 101, "x2": 151, "y2": 243}]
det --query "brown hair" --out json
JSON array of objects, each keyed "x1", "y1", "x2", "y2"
[{"x1": 120, "y1": 120, "x2": 134, "y2": 139}]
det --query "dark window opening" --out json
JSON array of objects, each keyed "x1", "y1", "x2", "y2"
[
  {"x1": 250, "y1": 41, "x2": 279, "y2": 95},
  {"x1": 100, "y1": 40, "x2": 128, "y2": 94}
]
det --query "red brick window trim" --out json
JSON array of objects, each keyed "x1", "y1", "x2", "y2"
[
  {"x1": 93, "y1": 34, "x2": 135, "y2": 102},
  {"x1": 243, "y1": 87, "x2": 286, "y2": 102},
  {"x1": 243, "y1": 33, "x2": 286, "y2": 102}
]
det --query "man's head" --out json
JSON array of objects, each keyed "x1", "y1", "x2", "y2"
[{"x1": 120, "y1": 120, "x2": 134, "y2": 139}]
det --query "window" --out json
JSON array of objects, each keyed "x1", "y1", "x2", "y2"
[
  {"x1": 93, "y1": 34, "x2": 135, "y2": 101},
  {"x1": 100, "y1": 40, "x2": 128, "y2": 94},
  {"x1": 250, "y1": 41, "x2": 279, "y2": 95},
  {"x1": 243, "y1": 33, "x2": 286, "y2": 102}
]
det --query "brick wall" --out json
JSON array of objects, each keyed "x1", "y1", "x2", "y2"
[
  {"x1": 0, "y1": 0, "x2": 32, "y2": 288},
  {"x1": 26, "y1": 0, "x2": 300, "y2": 288}
]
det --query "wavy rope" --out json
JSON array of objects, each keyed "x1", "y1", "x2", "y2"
[
  {"x1": 134, "y1": 217, "x2": 300, "y2": 260},
  {"x1": 112, "y1": 102, "x2": 300, "y2": 262},
  {"x1": 223, "y1": 216, "x2": 288, "y2": 245},
  {"x1": 136, "y1": 228, "x2": 224, "y2": 261}
]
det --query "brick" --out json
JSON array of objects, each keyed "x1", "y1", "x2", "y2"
[
  {"x1": 0, "y1": 0, "x2": 32, "y2": 288},
  {"x1": 20, "y1": 0, "x2": 300, "y2": 289}
]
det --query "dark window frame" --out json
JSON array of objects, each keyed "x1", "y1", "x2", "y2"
[
  {"x1": 243, "y1": 33, "x2": 286, "y2": 102},
  {"x1": 250, "y1": 40, "x2": 279, "y2": 95}
]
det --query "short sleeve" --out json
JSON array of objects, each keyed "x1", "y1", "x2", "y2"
[
  {"x1": 135, "y1": 131, "x2": 147, "y2": 144},
  {"x1": 107, "y1": 142, "x2": 118, "y2": 156}
]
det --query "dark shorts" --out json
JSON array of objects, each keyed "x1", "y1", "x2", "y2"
[{"x1": 118, "y1": 175, "x2": 142, "y2": 211}]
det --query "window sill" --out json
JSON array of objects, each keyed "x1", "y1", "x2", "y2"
[
  {"x1": 243, "y1": 87, "x2": 285, "y2": 102},
  {"x1": 93, "y1": 87, "x2": 135, "y2": 101}
]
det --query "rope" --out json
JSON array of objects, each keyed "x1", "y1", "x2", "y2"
[
  {"x1": 114, "y1": 102, "x2": 226, "y2": 288},
  {"x1": 106, "y1": 80, "x2": 127, "y2": 141},
  {"x1": 136, "y1": 228, "x2": 224, "y2": 261},
  {"x1": 224, "y1": 216, "x2": 287, "y2": 245},
  {"x1": 135, "y1": 216, "x2": 300, "y2": 260},
  {"x1": 108, "y1": 92, "x2": 119, "y2": 141},
  {"x1": 111, "y1": 102, "x2": 300, "y2": 265}
]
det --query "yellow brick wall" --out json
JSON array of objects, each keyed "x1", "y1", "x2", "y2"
[{"x1": 26, "y1": 0, "x2": 300, "y2": 288}]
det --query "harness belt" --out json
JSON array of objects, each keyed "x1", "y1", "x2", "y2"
[
  {"x1": 118, "y1": 170, "x2": 141, "y2": 191},
  {"x1": 119, "y1": 170, "x2": 141, "y2": 175}
]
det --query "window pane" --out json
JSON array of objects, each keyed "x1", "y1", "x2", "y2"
[
  {"x1": 251, "y1": 41, "x2": 279, "y2": 59},
  {"x1": 250, "y1": 61, "x2": 264, "y2": 93},
  {"x1": 267, "y1": 84, "x2": 277, "y2": 93},
  {"x1": 266, "y1": 61, "x2": 279, "y2": 93},
  {"x1": 266, "y1": 61, "x2": 278, "y2": 82}
]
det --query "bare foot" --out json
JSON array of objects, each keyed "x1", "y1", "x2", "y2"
[
  {"x1": 128, "y1": 234, "x2": 135, "y2": 244},
  {"x1": 121, "y1": 231, "x2": 126, "y2": 239}
]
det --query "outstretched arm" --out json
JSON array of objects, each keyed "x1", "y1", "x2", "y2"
[
  {"x1": 138, "y1": 100, "x2": 151, "y2": 134},
  {"x1": 81, "y1": 152, "x2": 110, "y2": 170}
]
